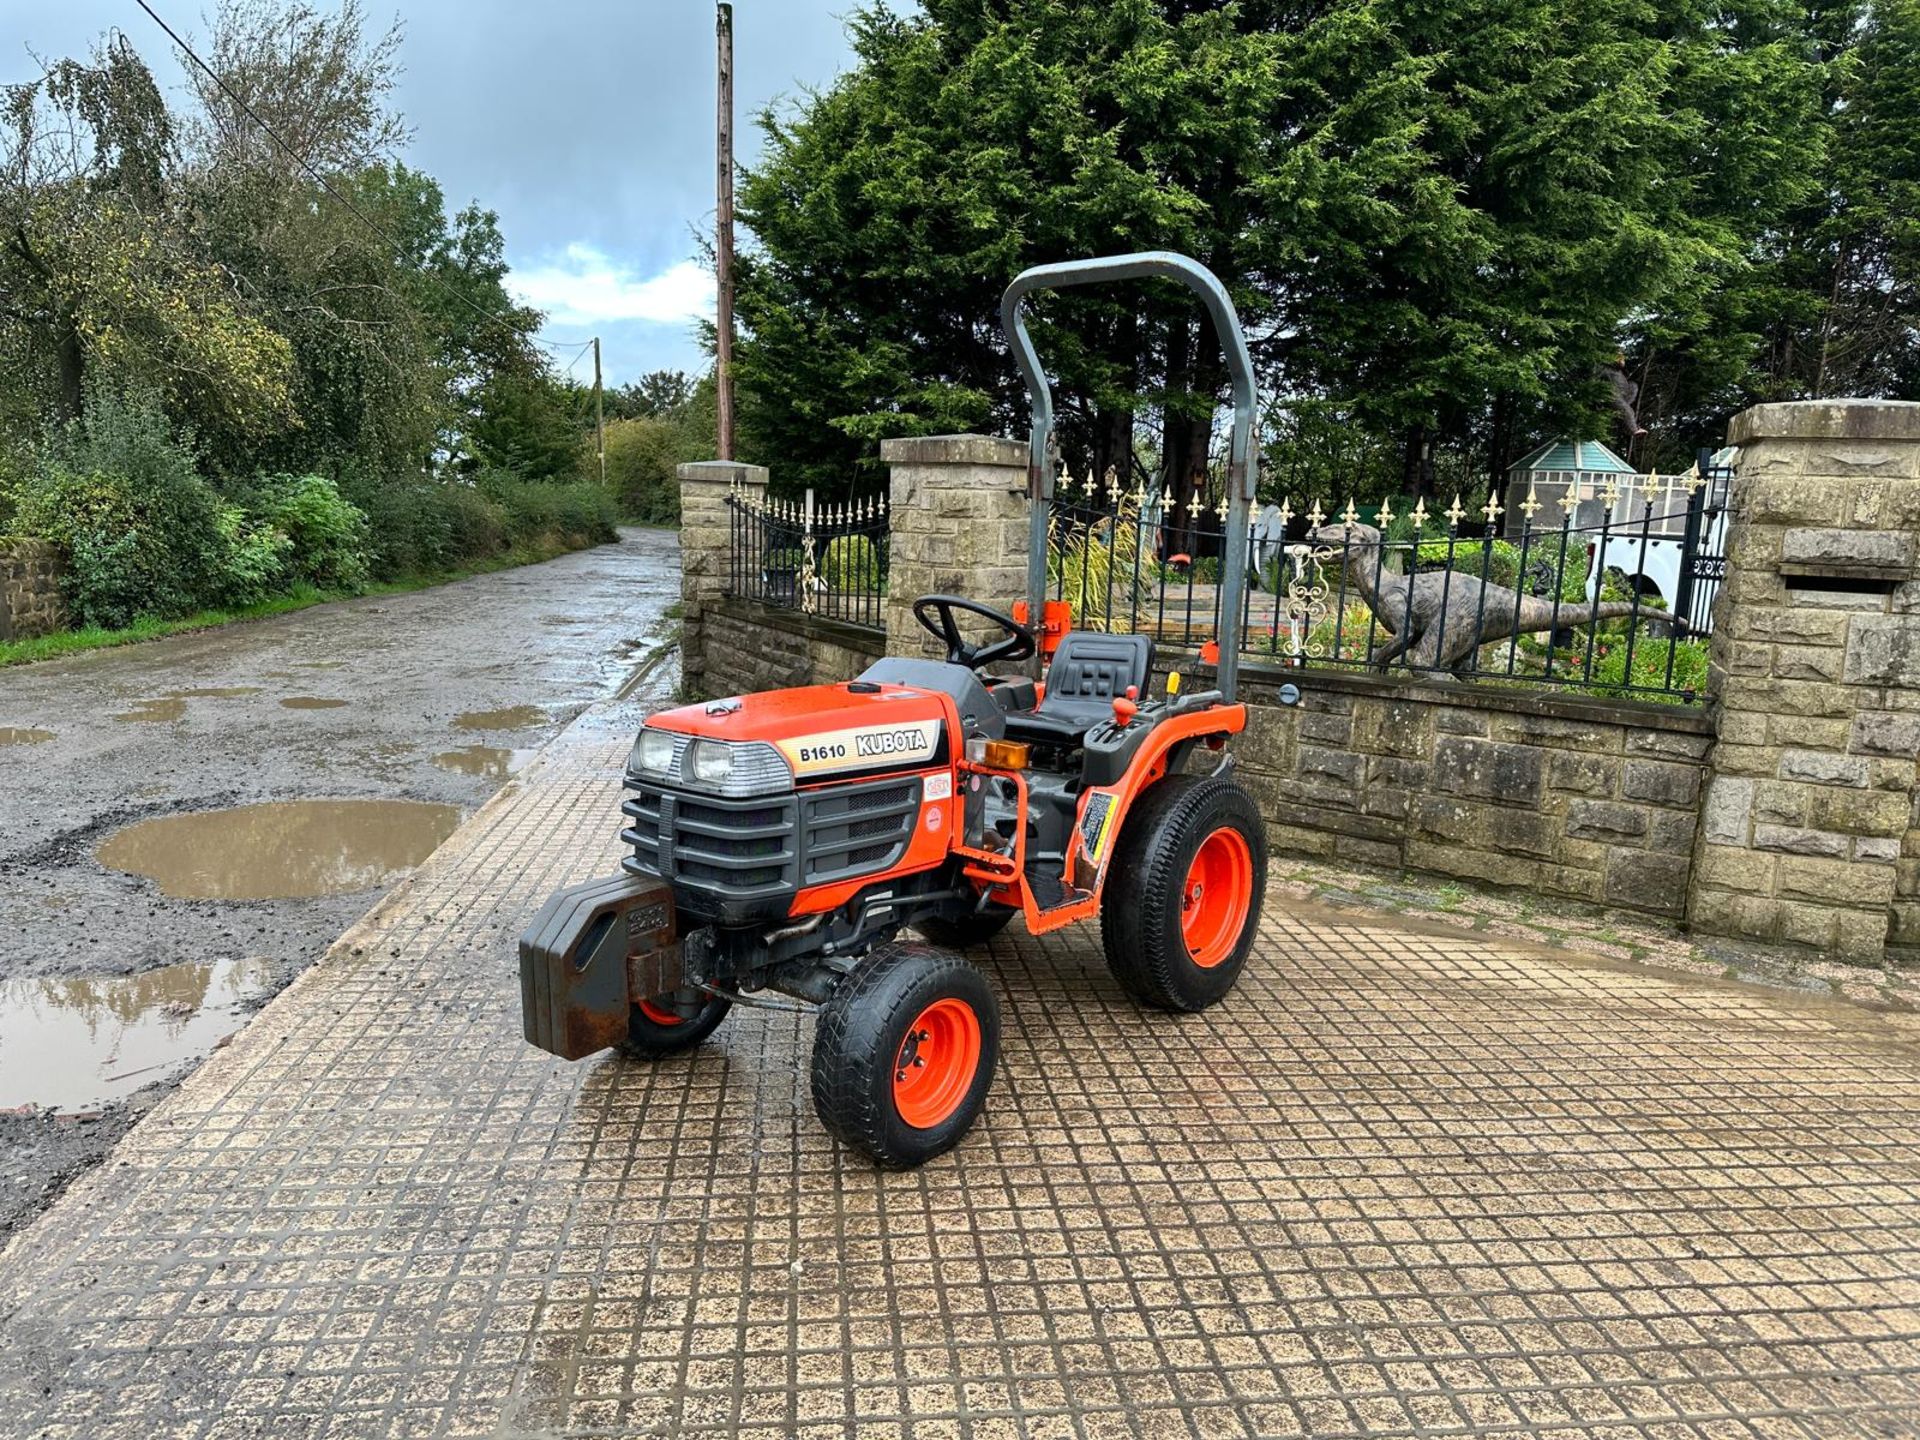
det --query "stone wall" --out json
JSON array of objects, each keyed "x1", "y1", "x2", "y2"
[
  {"x1": 676, "y1": 461, "x2": 767, "y2": 701},
  {"x1": 702, "y1": 598, "x2": 886, "y2": 699},
  {"x1": 1690, "y1": 401, "x2": 1920, "y2": 964},
  {"x1": 1232, "y1": 667, "x2": 1712, "y2": 919},
  {"x1": 0, "y1": 537, "x2": 65, "y2": 641},
  {"x1": 671, "y1": 416, "x2": 1920, "y2": 966}
]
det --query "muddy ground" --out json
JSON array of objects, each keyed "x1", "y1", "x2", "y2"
[{"x1": 0, "y1": 528, "x2": 681, "y2": 1237}]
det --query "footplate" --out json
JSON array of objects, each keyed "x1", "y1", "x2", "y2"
[{"x1": 518, "y1": 874, "x2": 682, "y2": 1060}]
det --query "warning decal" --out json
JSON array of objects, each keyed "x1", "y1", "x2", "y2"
[{"x1": 776, "y1": 722, "x2": 941, "y2": 778}]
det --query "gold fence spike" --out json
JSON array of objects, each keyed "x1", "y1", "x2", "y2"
[
  {"x1": 1341, "y1": 496, "x2": 1360, "y2": 527},
  {"x1": 1306, "y1": 498, "x2": 1326, "y2": 528},
  {"x1": 1376, "y1": 496, "x2": 1395, "y2": 526},
  {"x1": 1409, "y1": 497, "x2": 1428, "y2": 531},
  {"x1": 1482, "y1": 489, "x2": 1504, "y2": 526},
  {"x1": 1444, "y1": 493, "x2": 1465, "y2": 527},
  {"x1": 1520, "y1": 483, "x2": 1541, "y2": 522}
]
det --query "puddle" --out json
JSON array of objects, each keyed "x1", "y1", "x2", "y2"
[
  {"x1": 0, "y1": 957, "x2": 276, "y2": 1114},
  {"x1": 114, "y1": 697, "x2": 186, "y2": 724},
  {"x1": 0, "y1": 727, "x2": 55, "y2": 746},
  {"x1": 453, "y1": 705, "x2": 547, "y2": 732},
  {"x1": 109, "y1": 689, "x2": 263, "y2": 723},
  {"x1": 280, "y1": 696, "x2": 350, "y2": 710},
  {"x1": 432, "y1": 745, "x2": 536, "y2": 779},
  {"x1": 96, "y1": 799, "x2": 462, "y2": 899}
]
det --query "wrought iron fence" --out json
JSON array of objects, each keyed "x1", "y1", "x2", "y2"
[
  {"x1": 1048, "y1": 455, "x2": 1730, "y2": 704},
  {"x1": 725, "y1": 485, "x2": 889, "y2": 629}
]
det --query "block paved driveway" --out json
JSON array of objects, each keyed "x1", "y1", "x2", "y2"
[{"x1": 3, "y1": 697, "x2": 1919, "y2": 1440}]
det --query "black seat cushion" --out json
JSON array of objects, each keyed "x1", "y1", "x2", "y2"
[{"x1": 1003, "y1": 631, "x2": 1155, "y2": 746}]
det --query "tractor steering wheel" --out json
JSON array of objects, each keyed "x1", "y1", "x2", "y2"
[{"x1": 912, "y1": 594, "x2": 1036, "y2": 671}]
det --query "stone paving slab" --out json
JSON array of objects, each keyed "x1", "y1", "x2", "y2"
[{"x1": 3, "y1": 699, "x2": 1920, "y2": 1439}]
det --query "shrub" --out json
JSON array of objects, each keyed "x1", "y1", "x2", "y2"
[
  {"x1": 336, "y1": 470, "x2": 455, "y2": 579},
  {"x1": 821, "y1": 534, "x2": 882, "y2": 593},
  {"x1": 600, "y1": 417, "x2": 683, "y2": 524},
  {"x1": 214, "y1": 504, "x2": 294, "y2": 606},
  {"x1": 1048, "y1": 504, "x2": 1151, "y2": 630},
  {"x1": 439, "y1": 482, "x2": 508, "y2": 561},
  {"x1": 14, "y1": 397, "x2": 231, "y2": 625},
  {"x1": 1415, "y1": 532, "x2": 1589, "y2": 603},
  {"x1": 258, "y1": 473, "x2": 370, "y2": 589},
  {"x1": 1582, "y1": 634, "x2": 1708, "y2": 700},
  {"x1": 474, "y1": 470, "x2": 618, "y2": 545}
]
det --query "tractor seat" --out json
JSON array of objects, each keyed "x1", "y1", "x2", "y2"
[{"x1": 1003, "y1": 631, "x2": 1155, "y2": 747}]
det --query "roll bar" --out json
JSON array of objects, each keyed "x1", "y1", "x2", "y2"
[{"x1": 999, "y1": 252, "x2": 1259, "y2": 702}]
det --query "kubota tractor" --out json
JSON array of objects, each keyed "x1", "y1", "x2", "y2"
[{"x1": 520, "y1": 253, "x2": 1276, "y2": 1167}]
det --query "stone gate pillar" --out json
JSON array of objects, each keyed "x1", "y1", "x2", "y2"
[
  {"x1": 1691, "y1": 400, "x2": 1920, "y2": 964},
  {"x1": 676, "y1": 460, "x2": 768, "y2": 701},
  {"x1": 879, "y1": 435, "x2": 1031, "y2": 660}
]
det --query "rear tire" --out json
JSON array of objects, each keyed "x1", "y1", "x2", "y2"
[
  {"x1": 1101, "y1": 774, "x2": 1266, "y2": 1011},
  {"x1": 912, "y1": 907, "x2": 1016, "y2": 949},
  {"x1": 620, "y1": 989, "x2": 731, "y2": 1058},
  {"x1": 810, "y1": 942, "x2": 999, "y2": 1168}
]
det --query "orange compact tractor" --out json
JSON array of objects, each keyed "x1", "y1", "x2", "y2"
[{"x1": 521, "y1": 253, "x2": 1273, "y2": 1167}]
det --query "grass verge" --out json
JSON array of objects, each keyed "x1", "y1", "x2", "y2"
[{"x1": 0, "y1": 533, "x2": 603, "y2": 668}]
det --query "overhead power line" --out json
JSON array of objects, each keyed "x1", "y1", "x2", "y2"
[{"x1": 130, "y1": 0, "x2": 579, "y2": 356}]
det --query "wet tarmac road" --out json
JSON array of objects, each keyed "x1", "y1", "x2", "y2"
[{"x1": 0, "y1": 528, "x2": 680, "y2": 1235}]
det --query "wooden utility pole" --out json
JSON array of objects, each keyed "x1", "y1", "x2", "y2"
[
  {"x1": 715, "y1": 2, "x2": 736, "y2": 460},
  {"x1": 592, "y1": 336, "x2": 606, "y2": 485}
]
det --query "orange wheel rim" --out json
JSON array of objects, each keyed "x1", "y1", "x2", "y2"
[
  {"x1": 637, "y1": 997, "x2": 685, "y2": 1026},
  {"x1": 891, "y1": 998, "x2": 981, "y2": 1129},
  {"x1": 1180, "y1": 827, "x2": 1253, "y2": 968}
]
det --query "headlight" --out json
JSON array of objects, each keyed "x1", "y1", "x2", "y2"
[
  {"x1": 689, "y1": 738, "x2": 734, "y2": 784},
  {"x1": 633, "y1": 728, "x2": 676, "y2": 776}
]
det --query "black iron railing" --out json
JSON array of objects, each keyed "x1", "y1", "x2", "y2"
[
  {"x1": 1048, "y1": 456, "x2": 1730, "y2": 704},
  {"x1": 726, "y1": 488, "x2": 889, "y2": 629}
]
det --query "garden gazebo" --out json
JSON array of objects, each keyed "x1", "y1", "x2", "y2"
[{"x1": 1500, "y1": 437, "x2": 1639, "y2": 536}]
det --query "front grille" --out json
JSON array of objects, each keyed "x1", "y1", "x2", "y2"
[{"x1": 622, "y1": 774, "x2": 923, "y2": 907}]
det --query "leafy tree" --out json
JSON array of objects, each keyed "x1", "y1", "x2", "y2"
[
  {"x1": 737, "y1": 0, "x2": 1839, "y2": 502},
  {"x1": 0, "y1": 36, "x2": 293, "y2": 436},
  {"x1": 735, "y1": 3, "x2": 1289, "y2": 507},
  {"x1": 608, "y1": 370, "x2": 698, "y2": 421}
]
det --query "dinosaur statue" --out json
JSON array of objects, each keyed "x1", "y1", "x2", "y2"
[{"x1": 1304, "y1": 522, "x2": 1676, "y2": 675}]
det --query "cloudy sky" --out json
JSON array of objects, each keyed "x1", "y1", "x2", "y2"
[{"x1": 0, "y1": 2, "x2": 876, "y2": 384}]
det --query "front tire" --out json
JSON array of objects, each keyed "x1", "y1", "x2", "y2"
[
  {"x1": 810, "y1": 942, "x2": 999, "y2": 1168},
  {"x1": 1101, "y1": 774, "x2": 1266, "y2": 1011},
  {"x1": 620, "y1": 988, "x2": 731, "y2": 1058}
]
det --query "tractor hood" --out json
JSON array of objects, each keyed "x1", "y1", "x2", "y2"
[{"x1": 645, "y1": 682, "x2": 953, "y2": 782}]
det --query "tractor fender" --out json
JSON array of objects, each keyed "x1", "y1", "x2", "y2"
[{"x1": 1069, "y1": 703, "x2": 1247, "y2": 895}]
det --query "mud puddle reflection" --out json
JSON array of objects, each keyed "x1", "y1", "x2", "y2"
[
  {"x1": 432, "y1": 745, "x2": 536, "y2": 779},
  {"x1": 453, "y1": 705, "x2": 547, "y2": 731},
  {"x1": 0, "y1": 727, "x2": 55, "y2": 746},
  {"x1": 0, "y1": 957, "x2": 276, "y2": 1114},
  {"x1": 97, "y1": 799, "x2": 461, "y2": 899}
]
